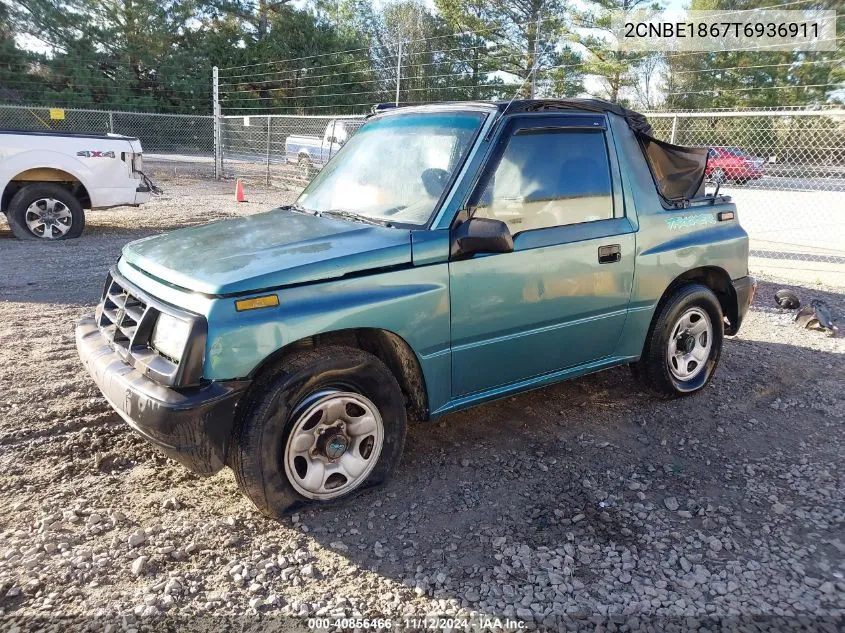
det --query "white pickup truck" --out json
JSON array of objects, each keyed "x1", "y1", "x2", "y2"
[{"x1": 0, "y1": 130, "x2": 155, "y2": 240}]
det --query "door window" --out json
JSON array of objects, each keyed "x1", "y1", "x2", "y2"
[{"x1": 472, "y1": 129, "x2": 615, "y2": 234}]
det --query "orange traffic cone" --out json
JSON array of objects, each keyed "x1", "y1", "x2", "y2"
[{"x1": 235, "y1": 179, "x2": 247, "y2": 203}]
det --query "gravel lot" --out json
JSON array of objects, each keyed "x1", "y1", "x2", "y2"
[{"x1": 1, "y1": 182, "x2": 844, "y2": 631}]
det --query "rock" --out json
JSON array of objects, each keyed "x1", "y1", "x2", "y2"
[
  {"x1": 164, "y1": 580, "x2": 181, "y2": 595},
  {"x1": 301, "y1": 563, "x2": 317, "y2": 578},
  {"x1": 128, "y1": 531, "x2": 146, "y2": 547},
  {"x1": 664, "y1": 497, "x2": 680, "y2": 511},
  {"x1": 162, "y1": 498, "x2": 180, "y2": 511},
  {"x1": 131, "y1": 556, "x2": 147, "y2": 576},
  {"x1": 329, "y1": 541, "x2": 348, "y2": 552},
  {"x1": 772, "y1": 503, "x2": 788, "y2": 515},
  {"x1": 516, "y1": 608, "x2": 534, "y2": 621},
  {"x1": 819, "y1": 581, "x2": 835, "y2": 594},
  {"x1": 709, "y1": 538, "x2": 723, "y2": 553}
]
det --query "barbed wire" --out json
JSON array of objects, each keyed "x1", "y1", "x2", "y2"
[
  {"x1": 667, "y1": 82, "x2": 844, "y2": 96},
  {"x1": 217, "y1": 0, "x2": 834, "y2": 74},
  {"x1": 671, "y1": 58, "x2": 845, "y2": 75}
]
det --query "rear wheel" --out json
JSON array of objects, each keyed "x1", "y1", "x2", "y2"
[
  {"x1": 710, "y1": 168, "x2": 726, "y2": 186},
  {"x1": 7, "y1": 183, "x2": 85, "y2": 240},
  {"x1": 231, "y1": 346, "x2": 407, "y2": 518},
  {"x1": 634, "y1": 284, "x2": 724, "y2": 397}
]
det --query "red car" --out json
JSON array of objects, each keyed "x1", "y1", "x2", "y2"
[{"x1": 706, "y1": 147, "x2": 765, "y2": 185}]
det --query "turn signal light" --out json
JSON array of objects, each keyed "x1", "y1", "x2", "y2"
[{"x1": 235, "y1": 295, "x2": 280, "y2": 311}]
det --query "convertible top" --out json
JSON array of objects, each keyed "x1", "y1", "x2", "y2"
[{"x1": 497, "y1": 99, "x2": 708, "y2": 204}]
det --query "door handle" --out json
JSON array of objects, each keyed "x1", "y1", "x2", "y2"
[{"x1": 598, "y1": 244, "x2": 621, "y2": 264}]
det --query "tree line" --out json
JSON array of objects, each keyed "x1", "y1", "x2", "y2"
[{"x1": 1, "y1": 0, "x2": 842, "y2": 116}]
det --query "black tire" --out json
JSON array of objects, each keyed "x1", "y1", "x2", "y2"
[
  {"x1": 735, "y1": 177, "x2": 749, "y2": 186},
  {"x1": 634, "y1": 283, "x2": 724, "y2": 398},
  {"x1": 231, "y1": 345, "x2": 407, "y2": 519},
  {"x1": 7, "y1": 183, "x2": 85, "y2": 240}
]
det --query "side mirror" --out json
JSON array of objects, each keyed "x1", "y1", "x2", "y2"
[{"x1": 450, "y1": 216, "x2": 514, "y2": 260}]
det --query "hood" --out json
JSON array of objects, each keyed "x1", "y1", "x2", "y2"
[{"x1": 121, "y1": 208, "x2": 412, "y2": 295}]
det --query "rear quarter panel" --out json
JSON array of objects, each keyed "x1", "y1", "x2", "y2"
[{"x1": 607, "y1": 114, "x2": 749, "y2": 359}]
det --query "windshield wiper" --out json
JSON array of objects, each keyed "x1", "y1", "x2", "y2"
[
  {"x1": 319, "y1": 209, "x2": 392, "y2": 227},
  {"x1": 289, "y1": 202, "x2": 317, "y2": 215}
]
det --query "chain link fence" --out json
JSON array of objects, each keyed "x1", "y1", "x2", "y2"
[
  {"x1": 2, "y1": 102, "x2": 844, "y2": 272},
  {"x1": 650, "y1": 110, "x2": 845, "y2": 267},
  {"x1": 219, "y1": 114, "x2": 365, "y2": 187}
]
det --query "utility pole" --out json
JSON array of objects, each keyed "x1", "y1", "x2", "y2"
[{"x1": 395, "y1": 40, "x2": 403, "y2": 106}]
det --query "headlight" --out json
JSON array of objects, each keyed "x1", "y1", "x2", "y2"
[{"x1": 151, "y1": 313, "x2": 191, "y2": 362}]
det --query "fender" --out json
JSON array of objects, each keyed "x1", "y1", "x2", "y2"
[{"x1": 0, "y1": 149, "x2": 97, "y2": 205}]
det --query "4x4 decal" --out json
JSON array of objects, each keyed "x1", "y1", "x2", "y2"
[
  {"x1": 76, "y1": 150, "x2": 116, "y2": 158},
  {"x1": 666, "y1": 213, "x2": 718, "y2": 231}
]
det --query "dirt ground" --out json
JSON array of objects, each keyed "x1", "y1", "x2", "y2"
[{"x1": 0, "y1": 181, "x2": 843, "y2": 631}]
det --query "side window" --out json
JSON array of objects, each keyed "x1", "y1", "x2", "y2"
[{"x1": 472, "y1": 128, "x2": 614, "y2": 234}]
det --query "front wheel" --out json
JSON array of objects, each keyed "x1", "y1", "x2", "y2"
[
  {"x1": 7, "y1": 183, "x2": 85, "y2": 240},
  {"x1": 231, "y1": 346, "x2": 407, "y2": 518},
  {"x1": 633, "y1": 283, "x2": 724, "y2": 397}
]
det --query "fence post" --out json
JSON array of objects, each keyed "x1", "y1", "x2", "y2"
[
  {"x1": 670, "y1": 115, "x2": 678, "y2": 144},
  {"x1": 108, "y1": 111, "x2": 114, "y2": 134},
  {"x1": 265, "y1": 115, "x2": 272, "y2": 187},
  {"x1": 395, "y1": 40, "x2": 403, "y2": 106},
  {"x1": 213, "y1": 66, "x2": 222, "y2": 180}
]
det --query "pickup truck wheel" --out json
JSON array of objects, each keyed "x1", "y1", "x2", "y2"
[
  {"x1": 231, "y1": 346, "x2": 407, "y2": 518},
  {"x1": 634, "y1": 283, "x2": 723, "y2": 398},
  {"x1": 7, "y1": 183, "x2": 85, "y2": 240}
]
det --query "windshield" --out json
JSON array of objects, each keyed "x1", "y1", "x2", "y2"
[{"x1": 296, "y1": 111, "x2": 485, "y2": 226}]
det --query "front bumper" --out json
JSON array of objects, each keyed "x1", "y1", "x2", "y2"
[
  {"x1": 75, "y1": 317, "x2": 248, "y2": 475},
  {"x1": 728, "y1": 275, "x2": 757, "y2": 335}
]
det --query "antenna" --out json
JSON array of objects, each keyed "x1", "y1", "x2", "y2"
[{"x1": 500, "y1": 11, "x2": 551, "y2": 121}]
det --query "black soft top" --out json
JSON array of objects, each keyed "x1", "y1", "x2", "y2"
[{"x1": 495, "y1": 98, "x2": 708, "y2": 204}]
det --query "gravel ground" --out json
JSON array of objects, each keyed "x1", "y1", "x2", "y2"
[{"x1": 0, "y1": 182, "x2": 844, "y2": 631}]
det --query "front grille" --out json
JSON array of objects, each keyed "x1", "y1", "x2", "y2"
[
  {"x1": 99, "y1": 277, "x2": 150, "y2": 352},
  {"x1": 95, "y1": 268, "x2": 207, "y2": 387}
]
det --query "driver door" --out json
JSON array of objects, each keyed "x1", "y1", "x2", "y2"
[{"x1": 449, "y1": 115, "x2": 635, "y2": 397}]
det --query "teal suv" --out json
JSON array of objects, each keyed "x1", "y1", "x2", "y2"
[{"x1": 76, "y1": 99, "x2": 755, "y2": 518}]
